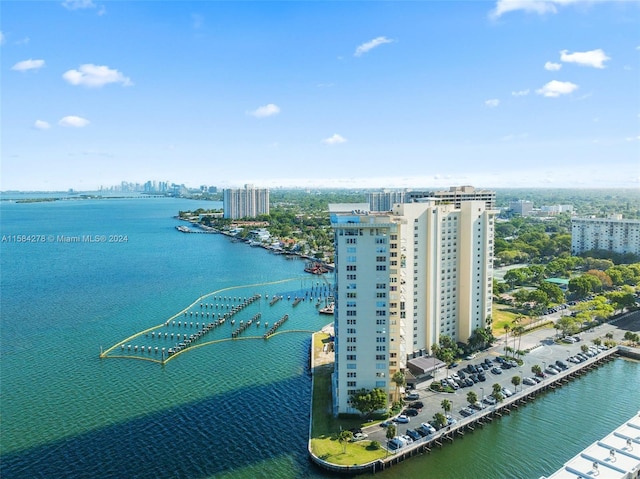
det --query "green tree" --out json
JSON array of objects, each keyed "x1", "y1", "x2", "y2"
[
  {"x1": 338, "y1": 430, "x2": 353, "y2": 453},
  {"x1": 433, "y1": 412, "x2": 447, "y2": 429},
  {"x1": 350, "y1": 388, "x2": 388, "y2": 418},
  {"x1": 531, "y1": 364, "x2": 542, "y2": 376},
  {"x1": 441, "y1": 398, "x2": 452, "y2": 415},
  {"x1": 467, "y1": 390, "x2": 478, "y2": 407},
  {"x1": 385, "y1": 423, "x2": 397, "y2": 453},
  {"x1": 492, "y1": 383, "x2": 504, "y2": 402},
  {"x1": 392, "y1": 371, "x2": 406, "y2": 403},
  {"x1": 511, "y1": 375, "x2": 521, "y2": 392}
]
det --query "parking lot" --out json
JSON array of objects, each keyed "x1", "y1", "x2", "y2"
[{"x1": 360, "y1": 310, "x2": 639, "y2": 449}]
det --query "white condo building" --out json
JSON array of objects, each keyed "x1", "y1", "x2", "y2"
[
  {"x1": 223, "y1": 184, "x2": 270, "y2": 219},
  {"x1": 571, "y1": 215, "x2": 640, "y2": 256},
  {"x1": 330, "y1": 199, "x2": 495, "y2": 415}
]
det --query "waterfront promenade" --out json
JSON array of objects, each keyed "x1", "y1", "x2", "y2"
[{"x1": 308, "y1": 310, "x2": 640, "y2": 475}]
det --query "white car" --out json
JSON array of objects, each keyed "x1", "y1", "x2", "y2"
[
  {"x1": 393, "y1": 414, "x2": 410, "y2": 423},
  {"x1": 405, "y1": 392, "x2": 420, "y2": 401},
  {"x1": 350, "y1": 432, "x2": 369, "y2": 442}
]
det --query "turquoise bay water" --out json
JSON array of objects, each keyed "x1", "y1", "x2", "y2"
[{"x1": 1, "y1": 197, "x2": 638, "y2": 479}]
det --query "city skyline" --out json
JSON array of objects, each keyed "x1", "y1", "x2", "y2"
[{"x1": 2, "y1": 0, "x2": 639, "y2": 191}]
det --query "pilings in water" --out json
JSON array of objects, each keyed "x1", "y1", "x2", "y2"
[{"x1": 263, "y1": 314, "x2": 289, "y2": 339}]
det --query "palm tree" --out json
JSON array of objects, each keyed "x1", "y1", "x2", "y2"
[
  {"x1": 467, "y1": 390, "x2": 478, "y2": 407},
  {"x1": 338, "y1": 430, "x2": 353, "y2": 453},
  {"x1": 513, "y1": 325, "x2": 526, "y2": 355},
  {"x1": 392, "y1": 371, "x2": 406, "y2": 403},
  {"x1": 531, "y1": 364, "x2": 542, "y2": 376},
  {"x1": 511, "y1": 375, "x2": 521, "y2": 392},
  {"x1": 492, "y1": 383, "x2": 504, "y2": 402},
  {"x1": 503, "y1": 324, "x2": 511, "y2": 357},
  {"x1": 385, "y1": 423, "x2": 397, "y2": 455},
  {"x1": 441, "y1": 398, "x2": 452, "y2": 416}
]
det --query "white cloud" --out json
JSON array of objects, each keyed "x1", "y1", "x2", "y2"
[
  {"x1": 322, "y1": 133, "x2": 347, "y2": 145},
  {"x1": 62, "y1": 0, "x2": 96, "y2": 10},
  {"x1": 560, "y1": 49, "x2": 610, "y2": 68},
  {"x1": 59, "y1": 116, "x2": 90, "y2": 127},
  {"x1": 0, "y1": 31, "x2": 5, "y2": 45},
  {"x1": 249, "y1": 103, "x2": 280, "y2": 118},
  {"x1": 354, "y1": 36, "x2": 394, "y2": 57},
  {"x1": 544, "y1": 61, "x2": 562, "y2": 71},
  {"x1": 485, "y1": 98, "x2": 500, "y2": 108},
  {"x1": 15, "y1": 37, "x2": 30, "y2": 45},
  {"x1": 63, "y1": 64, "x2": 132, "y2": 88},
  {"x1": 12, "y1": 59, "x2": 45, "y2": 72},
  {"x1": 511, "y1": 89, "x2": 530, "y2": 96},
  {"x1": 536, "y1": 80, "x2": 579, "y2": 97},
  {"x1": 490, "y1": 0, "x2": 559, "y2": 19},
  {"x1": 34, "y1": 120, "x2": 51, "y2": 130}
]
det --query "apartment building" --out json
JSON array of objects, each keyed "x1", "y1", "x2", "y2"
[
  {"x1": 571, "y1": 215, "x2": 640, "y2": 256},
  {"x1": 368, "y1": 185, "x2": 496, "y2": 212},
  {"x1": 330, "y1": 199, "x2": 495, "y2": 415},
  {"x1": 223, "y1": 184, "x2": 270, "y2": 219}
]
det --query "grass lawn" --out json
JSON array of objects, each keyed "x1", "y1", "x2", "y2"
[
  {"x1": 310, "y1": 353, "x2": 386, "y2": 465},
  {"x1": 310, "y1": 437, "x2": 386, "y2": 465}
]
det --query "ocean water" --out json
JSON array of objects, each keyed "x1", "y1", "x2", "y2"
[{"x1": 1, "y1": 197, "x2": 638, "y2": 479}]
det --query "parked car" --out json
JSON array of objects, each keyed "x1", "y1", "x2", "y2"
[
  {"x1": 420, "y1": 422, "x2": 437, "y2": 434},
  {"x1": 403, "y1": 408, "x2": 419, "y2": 417},
  {"x1": 477, "y1": 373, "x2": 487, "y2": 382},
  {"x1": 523, "y1": 377, "x2": 536, "y2": 386},
  {"x1": 460, "y1": 407, "x2": 475, "y2": 417},
  {"x1": 388, "y1": 437, "x2": 405, "y2": 450},
  {"x1": 405, "y1": 392, "x2": 420, "y2": 401},
  {"x1": 351, "y1": 432, "x2": 369, "y2": 442},
  {"x1": 501, "y1": 387, "x2": 513, "y2": 397},
  {"x1": 393, "y1": 415, "x2": 410, "y2": 423},
  {"x1": 482, "y1": 395, "x2": 497, "y2": 405},
  {"x1": 555, "y1": 360, "x2": 568, "y2": 370},
  {"x1": 491, "y1": 367, "x2": 503, "y2": 375},
  {"x1": 406, "y1": 429, "x2": 422, "y2": 441},
  {"x1": 409, "y1": 401, "x2": 424, "y2": 410},
  {"x1": 401, "y1": 434, "x2": 414, "y2": 444},
  {"x1": 471, "y1": 401, "x2": 484, "y2": 410}
]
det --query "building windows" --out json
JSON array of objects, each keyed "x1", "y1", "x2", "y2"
[
  {"x1": 375, "y1": 381, "x2": 386, "y2": 388},
  {"x1": 376, "y1": 310, "x2": 387, "y2": 317},
  {"x1": 376, "y1": 337, "x2": 386, "y2": 343},
  {"x1": 346, "y1": 319, "x2": 356, "y2": 325},
  {"x1": 347, "y1": 364, "x2": 356, "y2": 369},
  {"x1": 347, "y1": 372, "x2": 357, "y2": 378},
  {"x1": 346, "y1": 238, "x2": 357, "y2": 244},
  {"x1": 347, "y1": 381, "x2": 356, "y2": 387},
  {"x1": 376, "y1": 265, "x2": 387, "y2": 271},
  {"x1": 376, "y1": 355, "x2": 386, "y2": 361},
  {"x1": 346, "y1": 274, "x2": 357, "y2": 280},
  {"x1": 376, "y1": 345, "x2": 386, "y2": 351},
  {"x1": 347, "y1": 292, "x2": 357, "y2": 298},
  {"x1": 376, "y1": 292, "x2": 387, "y2": 298},
  {"x1": 346, "y1": 310, "x2": 356, "y2": 316},
  {"x1": 346, "y1": 265, "x2": 357, "y2": 271},
  {"x1": 376, "y1": 256, "x2": 386, "y2": 262},
  {"x1": 347, "y1": 355, "x2": 356, "y2": 361},
  {"x1": 347, "y1": 345, "x2": 356, "y2": 351},
  {"x1": 376, "y1": 283, "x2": 387, "y2": 289}
]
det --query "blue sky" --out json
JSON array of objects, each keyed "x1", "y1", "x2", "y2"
[{"x1": 1, "y1": 0, "x2": 639, "y2": 191}]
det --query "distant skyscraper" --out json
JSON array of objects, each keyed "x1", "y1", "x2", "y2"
[
  {"x1": 571, "y1": 215, "x2": 640, "y2": 256},
  {"x1": 330, "y1": 199, "x2": 495, "y2": 415},
  {"x1": 223, "y1": 184, "x2": 270, "y2": 219}
]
